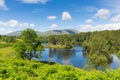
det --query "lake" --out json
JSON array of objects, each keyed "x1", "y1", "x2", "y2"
[{"x1": 33, "y1": 46, "x2": 120, "y2": 70}]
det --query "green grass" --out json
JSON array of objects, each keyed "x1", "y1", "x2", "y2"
[
  {"x1": 44, "y1": 44, "x2": 66, "y2": 49},
  {"x1": 0, "y1": 41, "x2": 12, "y2": 48},
  {"x1": 0, "y1": 47, "x2": 17, "y2": 59},
  {"x1": 0, "y1": 47, "x2": 120, "y2": 80}
]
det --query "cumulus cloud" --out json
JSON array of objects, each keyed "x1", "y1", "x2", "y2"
[
  {"x1": 50, "y1": 24, "x2": 58, "y2": 29},
  {"x1": 94, "y1": 9, "x2": 110, "y2": 19},
  {"x1": 86, "y1": 19, "x2": 94, "y2": 24},
  {"x1": 20, "y1": 0, "x2": 49, "y2": 4},
  {"x1": 0, "y1": 19, "x2": 35, "y2": 27},
  {"x1": 111, "y1": 14, "x2": 120, "y2": 22},
  {"x1": 0, "y1": 0, "x2": 8, "y2": 10},
  {"x1": 62, "y1": 12, "x2": 72, "y2": 21},
  {"x1": 79, "y1": 23, "x2": 120, "y2": 32},
  {"x1": 47, "y1": 16, "x2": 57, "y2": 20}
]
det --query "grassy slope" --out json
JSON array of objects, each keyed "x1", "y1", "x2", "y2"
[
  {"x1": 0, "y1": 47, "x2": 17, "y2": 59},
  {"x1": 0, "y1": 47, "x2": 120, "y2": 80}
]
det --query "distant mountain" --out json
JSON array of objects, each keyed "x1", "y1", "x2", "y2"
[
  {"x1": 5, "y1": 29, "x2": 79, "y2": 37},
  {"x1": 38, "y1": 29, "x2": 79, "y2": 36},
  {"x1": 5, "y1": 31, "x2": 22, "y2": 36}
]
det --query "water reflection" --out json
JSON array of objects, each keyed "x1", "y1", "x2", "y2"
[
  {"x1": 83, "y1": 54, "x2": 113, "y2": 71},
  {"x1": 34, "y1": 46, "x2": 120, "y2": 70},
  {"x1": 48, "y1": 48, "x2": 75, "y2": 65},
  {"x1": 110, "y1": 54, "x2": 120, "y2": 69}
]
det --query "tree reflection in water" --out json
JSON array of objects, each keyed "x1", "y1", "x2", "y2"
[
  {"x1": 49, "y1": 48, "x2": 75, "y2": 65},
  {"x1": 83, "y1": 51, "x2": 113, "y2": 71}
]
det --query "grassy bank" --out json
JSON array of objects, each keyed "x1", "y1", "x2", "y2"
[
  {"x1": 0, "y1": 47, "x2": 120, "y2": 80},
  {"x1": 44, "y1": 44, "x2": 66, "y2": 49},
  {"x1": 43, "y1": 44, "x2": 74, "y2": 49}
]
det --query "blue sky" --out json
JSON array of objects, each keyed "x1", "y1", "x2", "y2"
[{"x1": 0, "y1": 0, "x2": 120, "y2": 34}]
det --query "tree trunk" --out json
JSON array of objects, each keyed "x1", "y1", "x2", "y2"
[{"x1": 29, "y1": 51, "x2": 32, "y2": 61}]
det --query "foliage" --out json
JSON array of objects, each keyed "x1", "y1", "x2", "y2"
[
  {"x1": 81, "y1": 30, "x2": 120, "y2": 69},
  {"x1": 0, "y1": 37, "x2": 14, "y2": 48},
  {"x1": 0, "y1": 43, "x2": 11, "y2": 48},
  {"x1": 65, "y1": 42, "x2": 73, "y2": 49},
  {"x1": 0, "y1": 46, "x2": 120, "y2": 80},
  {"x1": 1, "y1": 29, "x2": 120, "y2": 79},
  {"x1": 0, "y1": 35, "x2": 16, "y2": 43},
  {"x1": 14, "y1": 28, "x2": 43, "y2": 60},
  {"x1": 0, "y1": 33, "x2": 120, "y2": 80},
  {"x1": 43, "y1": 32, "x2": 91, "y2": 46},
  {"x1": 0, "y1": 58, "x2": 120, "y2": 80}
]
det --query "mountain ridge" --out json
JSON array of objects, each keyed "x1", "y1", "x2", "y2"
[{"x1": 5, "y1": 29, "x2": 79, "y2": 37}]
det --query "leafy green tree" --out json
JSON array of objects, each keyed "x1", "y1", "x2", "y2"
[
  {"x1": 14, "y1": 28, "x2": 43, "y2": 60},
  {"x1": 65, "y1": 42, "x2": 73, "y2": 49}
]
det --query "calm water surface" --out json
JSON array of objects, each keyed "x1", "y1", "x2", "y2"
[{"x1": 33, "y1": 46, "x2": 120, "y2": 70}]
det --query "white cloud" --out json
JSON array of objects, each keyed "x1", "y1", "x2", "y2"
[
  {"x1": 79, "y1": 24, "x2": 93, "y2": 32},
  {"x1": 79, "y1": 23, "x2": 120, "y2": 32},
  {"x1": 94, "y1": 9, "x2": 110, "y2": 19},
  {"x1": 47, "y1": 16, "x2": 57, "y2": 20},
  {"x1": 101, "y1": 0, "x2": 120, "y2": 14},
  {"x1": 0, "y1": 28, "x2": 5, "y2": 34},
  {"x1": 0, "y1": 0, "x2": 8, "y2": 10},
  {"x1": 0, "y1": 28, "x2": 12, "y2": 34},
  {"x1": 86, "y1": 19, "x2": 94, "y2": 24},
  {"x1": 75, "y1": 6, "x2": 98, "y2": 13},
  {"x1": 111, "y1": 14, "x2": 120, "y2": 22},
  {"x1": 0, "y1": 19, "x2": 35, "y2": 27},
  {"x1": 7, "y1": 20, "x2": 19, "y2": 27},
  {"x1": 30, "y1": 24, "x2": 35, "y2": 27},
  {"x1": 50, "y1": 24, "x2": 58, "y2": 29},
  {"x1": 21, "y1": 0, "x2": 49, "y2": 4},
  {"x1": 62, "y1": 12, "x2": 72, "y2": 21}
]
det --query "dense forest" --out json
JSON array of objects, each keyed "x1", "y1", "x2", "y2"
[{"x1": 0, "y1": 29, "x2": 120, "y2": 79}]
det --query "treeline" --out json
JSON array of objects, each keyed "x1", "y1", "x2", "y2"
[
  {"x1": 82, "y1": 30, "x2": 120, "y2": 56},
  {"x1": 40, "y1": 32, "x2": 90, "y2": 49},
  {"x1": 0, "y1": 35, "x2": 16, "y2": 43},
  {"x1": 0, "y1": 35, "x2": 16, "y2": 48},
  {"x1": 41, "y1": 30, "x2": 120, "y2": 55}
]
